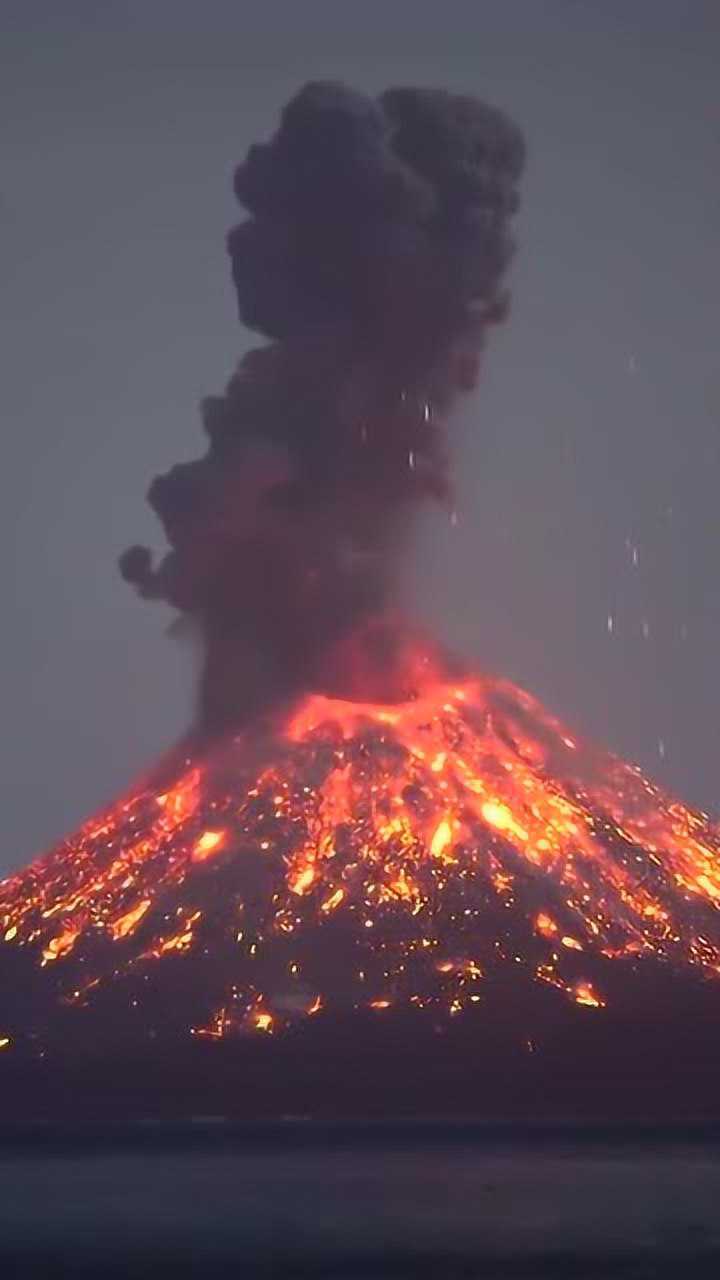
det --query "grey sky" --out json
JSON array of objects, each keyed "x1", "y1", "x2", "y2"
[{"x1": 1, "y1": 0, "x2": 718, "y2": 873}]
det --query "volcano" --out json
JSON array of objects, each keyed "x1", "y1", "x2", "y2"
[
  {"x1": 3, "y1": 636, "x2": 720, "y2": 1111},
  {"x1": 4, "y1": 84, "x2": 719, "y2": 1119}
]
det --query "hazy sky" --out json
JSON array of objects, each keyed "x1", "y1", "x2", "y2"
[{"x1": 1, "y1": 0, "x2": 718, "y2": 873}]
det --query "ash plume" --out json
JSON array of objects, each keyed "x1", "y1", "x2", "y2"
[{"x1": 119, "y1": 82, "x2": 525, "y2": 731}]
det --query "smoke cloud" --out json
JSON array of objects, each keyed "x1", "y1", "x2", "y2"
[{"x1": 120, "y1": 82, "x2": 524, "y2": 731}]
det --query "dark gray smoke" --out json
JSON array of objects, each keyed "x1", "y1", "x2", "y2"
[{"x1": 120, "y1": 82, "x2": 524, "y2": 731}]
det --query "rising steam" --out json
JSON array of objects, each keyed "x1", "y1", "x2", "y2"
[{"x1": 119, "y1": 82, "x2": 525, "y2": 731}]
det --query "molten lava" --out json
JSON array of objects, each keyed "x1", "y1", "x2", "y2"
[{"x1": 3, "y1": 646, "x2": 720, "y2": 1044}]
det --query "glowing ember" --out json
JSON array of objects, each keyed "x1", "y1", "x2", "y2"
[
  {"x1": 192, "y1": 830, "x2": 225, "y2": 862},
  {"x1": 573, "y1": 982, "x2": 605, "y2": 1009},
  {"x1": 3, "y1": 649, "x2": 720, "y2": 1042},
  {"x1": 430, "y1": 819, "x2": 455, "y2": 860}
]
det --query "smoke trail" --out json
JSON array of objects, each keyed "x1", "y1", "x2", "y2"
[{"x1": 120, "y1": 82, "x2": 524, "y2": 731}]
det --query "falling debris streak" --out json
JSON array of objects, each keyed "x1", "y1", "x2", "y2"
[{"x1": 3, "y1": 647, "x2": 720, "y2": 1039}]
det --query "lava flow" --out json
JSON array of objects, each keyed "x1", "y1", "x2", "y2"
[{"x1": 3, "y1": 644, "x2": 720, "y2": 1047}]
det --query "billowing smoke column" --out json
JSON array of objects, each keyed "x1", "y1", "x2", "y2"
[{"x1": 120, "y1": 82, "x2": 524, "y2": 731}]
